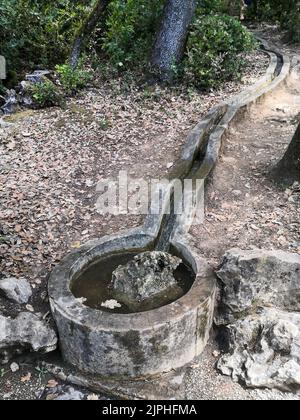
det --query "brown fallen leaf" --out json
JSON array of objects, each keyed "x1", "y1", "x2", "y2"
[
  {"x1": 21, "y1": 373, "x2": 32, "y2": 383},
  {"x1": 47, "y1": 379, "x2": 58, "y2": 388},
  {"x1": 15, "y1": 224, "x2": 22, "y2": 233},
  {"x1": 46, "y1": 393, "x2": 59, "y2": 401},
  {"x1": 71, "y1": 241, "x2": 81, "y2": 249},
  {"x1": 6, "y1": 141, "x2": 16, "y2": 150}
]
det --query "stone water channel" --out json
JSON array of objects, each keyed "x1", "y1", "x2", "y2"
[{"x1": 47, "y1": 37, "x2": 291, "y2": 398}]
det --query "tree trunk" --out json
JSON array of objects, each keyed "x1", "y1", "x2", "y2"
[
  {"x1": 69, "y1": 0, "x2": 111, "y2": 70},
  {"x1": 271, "y1": 121, "x2": 300, "y2": 183},
  {"x1": 150, "y1": 0, "x2": 197, "y2": 82}
]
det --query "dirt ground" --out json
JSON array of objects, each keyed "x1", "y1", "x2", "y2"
[
  {"x1": 0, "y1": 27, "x2": 299, "y2": 400},
  {"x1": 190, "y1": 60, "x2": 300, "y2": 267}
]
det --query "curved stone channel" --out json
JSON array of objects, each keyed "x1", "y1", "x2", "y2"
[{"x1": 47, "y1": 38, "x2": 291, "y2": 395}]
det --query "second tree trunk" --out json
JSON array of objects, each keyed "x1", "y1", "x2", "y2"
[{"x1": 150, "y1": 0, "x2": 196, "y2": 82}]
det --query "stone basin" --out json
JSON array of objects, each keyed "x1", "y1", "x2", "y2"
[{"x1": 48, "y1": 229, "x2": 216, "y2": 378}]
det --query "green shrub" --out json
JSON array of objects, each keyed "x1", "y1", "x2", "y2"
[
  {"x1": 0, "y1": 82, "x2": 6, "y2": 96},
  {"x1": 197, "y1": 0, "x2": 227, "y2": 14},
  {"x1": 286, "y1": 15, "x2": 300, "y2": 43},
  {"x1": 245, "y1": 0, "x2": 300, "y2": 43},
  {"x1": 0, "y1": 0, "x2": 92, "y2": 78},
  {"x1": 101, "y1": 0, "x2": 165, "y2": 68},
  {"x1": 32, "y1": 80, "x2": 62, "y2": 108},
  {"x1": 55, "y1": 64, "x2": 91, "y2": 94},
  {"x1": 185, "y1": 14, "x2": 256, "y2": 88}
]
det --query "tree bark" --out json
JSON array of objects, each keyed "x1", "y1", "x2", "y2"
[
  {"x1": 150, "y1": 0, "x2": 197, "y2": 82},
  {"x1": 69, "y1": 0, "x2": 111, "y2": 70},
  {"x1": 271, "y1": 121, "x2": 300, "y2": 183}
]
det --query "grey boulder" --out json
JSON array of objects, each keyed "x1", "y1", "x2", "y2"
[
  {"x1": 0, "y1": 312, "x2": 57, "y2": 364},
  {"x1": 111, "y1": 251, "x2": 182, "y2": 311},
  {"x1": 1, "y1": 89, "x2": 19, "y2": 115},
  {"x1": 218, "y1": 308, "x2": 300, "y2": 391},
  {"x1": 216, "y1": 248, "x2": 300, "y2": 324},
  {"x1": 0, "y1": 277, "x2": 32, "y2": 304},
  {"x1": 25, "y1": 70, "x2": 50, "y2": 84}
]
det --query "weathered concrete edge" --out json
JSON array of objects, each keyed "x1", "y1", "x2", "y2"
[
  {"x1": 48, "y1": 228, "x2": 216, "y2": 378},
  {"x1": 198, "y1": 51, "x2": 290, "y2": 178},
  {"x1": 43, "y1": 360, "x2": 187, "y2": 400},
  {"x1": 170, "y1": 48, "x2": 290, "y2": 242},
  {"x1": 143, "y1": 43, "x2": 289, "y2": 239}
]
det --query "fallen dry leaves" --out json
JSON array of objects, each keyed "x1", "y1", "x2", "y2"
[{"x1": 0, "y1": 50, "x2": 268, "y2": 292}]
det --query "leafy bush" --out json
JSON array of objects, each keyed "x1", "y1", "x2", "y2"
[
  {"x1": 197, "y1": 0, "x2": 227, "y2": 13},
  {"x1": 287, "y1": 11, "x2": 300, "y2": 43},
  {"x1": 0, "y1": 82, "x2": 6, "y2": 96},
  {"x1": 185, "y1": 14, "x2": 256, "y2": 88},
  {"x1": 0, "y1": 0, "x2": 91, "y2": 78},
  {"x1": 55, "y1": 63, "x2": 91, "y2": 94},
  {"x1": 32, "y1": 80, "x2": 62, "y2": 108},
  {"x1": 245, "y1": 0, "x2": 300, "y2": 43},
  {"x1": 101, "y1": 0, "x2": 165, "y2": 68}
]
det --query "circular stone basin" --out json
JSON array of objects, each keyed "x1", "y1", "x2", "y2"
[{"x1": 48, "y1": 230, "x2": 216, "y2": 378}]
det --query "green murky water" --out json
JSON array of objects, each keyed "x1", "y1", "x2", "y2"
[{"x1": 71, "y1": 252, "x2": 195, "y2": 314}]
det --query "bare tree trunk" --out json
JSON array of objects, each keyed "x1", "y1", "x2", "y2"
[
  {"x1": 69, "y1": 0, "x2": 111, "y2": 70},
  {"x1": 271, "y1": 121, "x2": 300, "y2": 183},
  {"x1": 150, "y1": 0, "x2": 196, "y2": 82}
]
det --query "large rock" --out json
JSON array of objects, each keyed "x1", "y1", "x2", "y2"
[
  {"x1": 217, "y1": 308, "x2": 300, "y2": 391},
  {"x1": 216, "y1": 249, "x2": 300, "y2": 324},
  {"x1": 0, "y1": 277, "x2": 32, "y2": 304},
  {"x1": 0, "y1": 312, "x2": 57, "y2": 364},
  {"x1": 25, "y1": 70, "x2": 50, "y2": 84},
  {"x1": 1, "y1": 89, "x2": 19, "y2": 115},
  {"x1": 111, "y1": 251, "x2": 182, "y2": 311}
]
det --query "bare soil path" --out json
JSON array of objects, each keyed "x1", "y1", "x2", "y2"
[{"x1": 190, "y1": 63, "x2": 300, "y2": 267}]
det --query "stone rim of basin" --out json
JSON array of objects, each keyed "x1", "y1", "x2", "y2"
[
  {"x1": 48, "y1": 229, "x2": 216, "y2": 377},
  {"x1": 48, "y1": 230, "x2": 215, "y2": 325}
]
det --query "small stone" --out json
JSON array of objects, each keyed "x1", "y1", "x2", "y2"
[
  {"x1": 213, "y1": 351, "x2": 220, "y2": 358},
  {"x1": 10, "y1": 362, "x2": 19, "y2": 373},
  {"x1": 0, "y1": 277, "x2": 32, "y2": 304}
]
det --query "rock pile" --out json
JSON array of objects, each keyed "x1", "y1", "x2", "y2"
[
  {"x1": 1, "y1": 70, "x2": 51, "y2": 115},
  {"x1": 216, "y1": 249, "x2": 300, "y2": 390}
]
